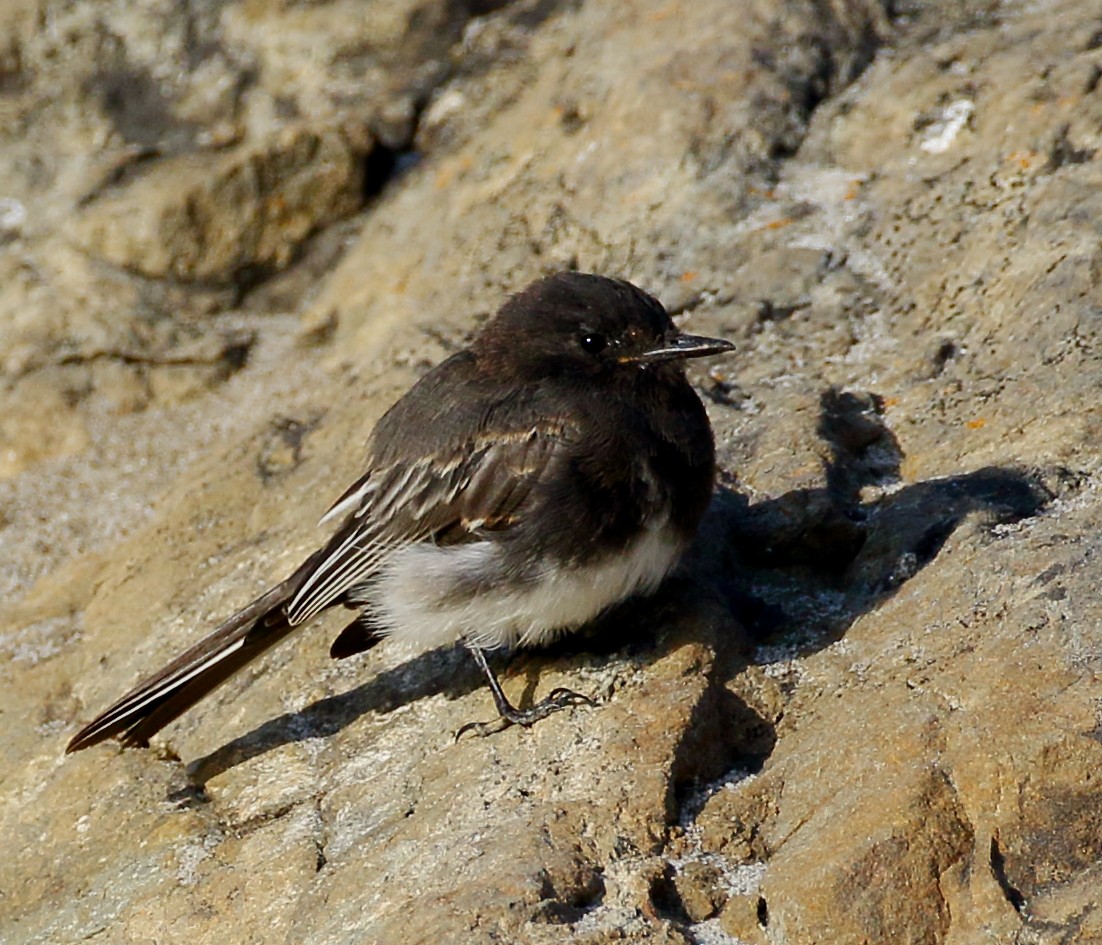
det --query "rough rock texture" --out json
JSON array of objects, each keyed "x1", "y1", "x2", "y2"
[{"x1": 2, "y1": 0, "x2": 1102, "y2": 943}]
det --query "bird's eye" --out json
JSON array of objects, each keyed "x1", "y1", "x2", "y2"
[{"x1": 579, "y1": 332, "x2": 608, "y2": 354}]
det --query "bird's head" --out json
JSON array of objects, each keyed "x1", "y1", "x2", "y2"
[{"x1": 475, "y1": 271, "x2": 734, "y2": 381}]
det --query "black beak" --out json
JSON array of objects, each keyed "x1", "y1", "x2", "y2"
[{"x1": 633, "y1": 333, "x2": 736, "y2": 364}]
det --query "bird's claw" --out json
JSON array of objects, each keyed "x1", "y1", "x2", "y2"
[
  {"x1": 454, "y1": 716, "x2": 511, "y2": 741},
  {"x1": 544, "y1": 687, "x2": 596, "y2": 708},
  {"x1": 454, "y1": 687, "x2": 596, "y2": 741}
]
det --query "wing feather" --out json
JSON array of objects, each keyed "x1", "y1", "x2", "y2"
[{"x1": 285, "y1": 423, "x2": 570, "y2": 626}]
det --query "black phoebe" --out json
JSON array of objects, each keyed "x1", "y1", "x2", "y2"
[{"x1": 66, "y1": 272, "x2": 734, "y2": 752}]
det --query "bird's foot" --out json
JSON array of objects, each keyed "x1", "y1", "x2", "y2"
[{"x1": 455, "y1": 687, "x2": 596, "y2": 741}]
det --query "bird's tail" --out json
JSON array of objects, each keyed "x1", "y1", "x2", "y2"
[{"x1": 67, "y1": 575, "x2": 308, "y2": 753}]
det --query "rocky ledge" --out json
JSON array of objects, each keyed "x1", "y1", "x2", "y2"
[{"x1": 1, "y1": 1, "x2": 1100, "y2": 943}]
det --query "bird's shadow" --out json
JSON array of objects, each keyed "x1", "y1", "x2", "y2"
[
  {"x1": 710, "y1": 389, "x2": 1051, "y2": 639},
  {"x1": 182, "y1": 387, "x2": 1053, "y2": 792}
]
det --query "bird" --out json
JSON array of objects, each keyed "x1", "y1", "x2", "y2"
[{"x1": 66, "y1": 271, "x2": 734, "y2": 753}]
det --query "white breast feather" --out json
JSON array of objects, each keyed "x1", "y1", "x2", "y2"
[{"x1": 370, "y1": 522, "x2": 685, "y2": 652}]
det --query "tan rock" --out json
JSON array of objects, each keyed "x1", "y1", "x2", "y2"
[
  {"x1": 71, "y1": 126, "x2": 367, "y2": 284},
  {"x1": 2, "y1": 0, "x2": 1102, "y2": 943}
]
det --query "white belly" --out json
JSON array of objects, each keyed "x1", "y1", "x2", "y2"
[{"x1": 368, "y1": 523, "x2": 686, "y2": 652}]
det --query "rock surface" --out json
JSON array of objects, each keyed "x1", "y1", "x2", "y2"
[{"x1": 2, "y1": 0, "x2": 1101, "y2": 943}]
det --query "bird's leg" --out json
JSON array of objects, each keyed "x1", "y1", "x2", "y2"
[{"x1": 455, "y1": 646, "x2": 596, "y2": 740}]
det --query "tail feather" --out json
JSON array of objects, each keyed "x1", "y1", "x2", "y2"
[
  {"x1": 67, "y1": 580, "x2": 299, "y2": 753},
  {"x1": 328, "y1": 615, "x2": 384, "y2": 660}
]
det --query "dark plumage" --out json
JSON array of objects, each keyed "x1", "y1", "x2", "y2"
[{"x1": 67, "y1": 272, "x2": 733, "y2": 752}]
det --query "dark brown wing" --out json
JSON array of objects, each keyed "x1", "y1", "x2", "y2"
[{"x1": 284, "y1": 423, "x2": 570, "y2": 625}]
